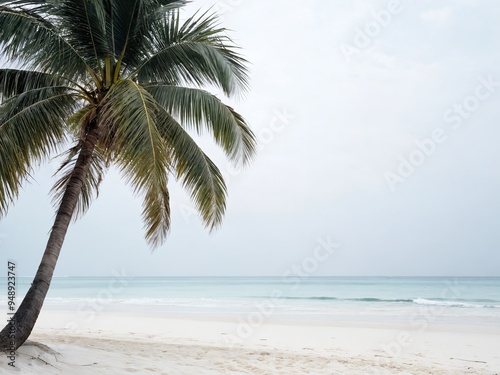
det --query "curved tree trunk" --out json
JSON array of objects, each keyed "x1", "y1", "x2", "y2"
[{"x1": 0, "y1": 119, "x2": 100, "y2": 351}]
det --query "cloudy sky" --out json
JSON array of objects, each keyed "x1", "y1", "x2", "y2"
[{"x1": 1, "y1": 0, "x2": 500, "y2": 277}]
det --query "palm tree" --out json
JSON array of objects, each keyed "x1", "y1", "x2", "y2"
[{"x1": 0, "y1": 0, "x2": 255, "y2": 350}]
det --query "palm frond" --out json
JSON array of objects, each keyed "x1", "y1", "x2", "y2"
[
  {"x1": 105, "y1": 0, "x2": 141, "y2": 61},
  {"x1": 155, "y1": 105, "x2": 227, "y2": 231},
  {"x1": 99, "y1": 79, "x2": 170, "y2": 247},
  {"x1": 146, "y1": 84, "x2": 256, "y2": 165},
  {"x1": 119, "y1": 0, "x2": 187, "y2": 68},
  {"x1": 51, "y1": 139, "x2": 107, "y2": 220},
  {"x1": 0, "y1": 68, "x2": 74, "y2": 101},
  {"x1": 66, "y1": 104, "x2": 93, "y2": 139},
  {"x1": 131, "y1": 10, "x2": 249, "y2": 96},
  {"x1": 0, "y1": 5, "x2": 93, "y2": 81},
  {"x1": 54, "y1": 0, "x2": 110, "y2": 69},
  {"x1": 0, "y1": 86, "x2": 80, "y2": 216}
]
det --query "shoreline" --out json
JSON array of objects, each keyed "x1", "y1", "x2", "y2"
[{"x1": 1, "y1": 309, "x2": 499, "y2": 374}]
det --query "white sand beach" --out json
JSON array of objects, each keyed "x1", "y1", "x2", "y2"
[{"x1": 1, "y1": 310, "x2": 499, "y2": 374}]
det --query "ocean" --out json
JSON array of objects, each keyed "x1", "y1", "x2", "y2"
[{"x1": 2, "y1": 276, "x2": 499, "y2": 326}]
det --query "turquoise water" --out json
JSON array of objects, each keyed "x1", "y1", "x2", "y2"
[{"x1": 1, "y1": 277, "x2": 499, "y2": 325}]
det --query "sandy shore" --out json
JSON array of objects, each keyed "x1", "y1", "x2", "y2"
[{"x1": 0, "y1": 310, "x2": 499, "y2": 374}]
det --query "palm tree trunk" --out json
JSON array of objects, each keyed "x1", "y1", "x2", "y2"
[{"x1": 0, "y1": 119, "x2": 100, "y2": 351}]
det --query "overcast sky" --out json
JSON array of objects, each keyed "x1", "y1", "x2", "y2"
[{"x1": 1, "y1": 0, "x2": 500, "y2": 277}]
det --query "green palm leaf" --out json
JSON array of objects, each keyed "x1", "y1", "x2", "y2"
[
  {"x1": 117, "y1": 0, "x2": 187, "y2": 68},
  {"x1": 131, "y1": 10, "x2": 249, "y2": 96},
  {"x1": 50, "y1": 145, "x2": 108, "y2": 220},
  {"x1": 146, "y1": 84, "x2": 256, "y2": 165},
  {"x1": 0, "y1": 68, "x2": 83, "y2": 101},
  {"x1": 155, "y1": 105, "x2": 227, "y2": 230},
  {"x1": 0, "y1": 5, "x2": 94, "y2": 81},
  {"x1": 55, "y1": 0, "x2": 110, "y2": 68},
  {"x1": 99, "y1": 79, "x2": 171, "y2": 247},
  {"x1": 0, "y1": 86, "x2": 79, "y2": 216},
  {"x1": 51, "y1": 108, "x2": 108, "y2": 220}
]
